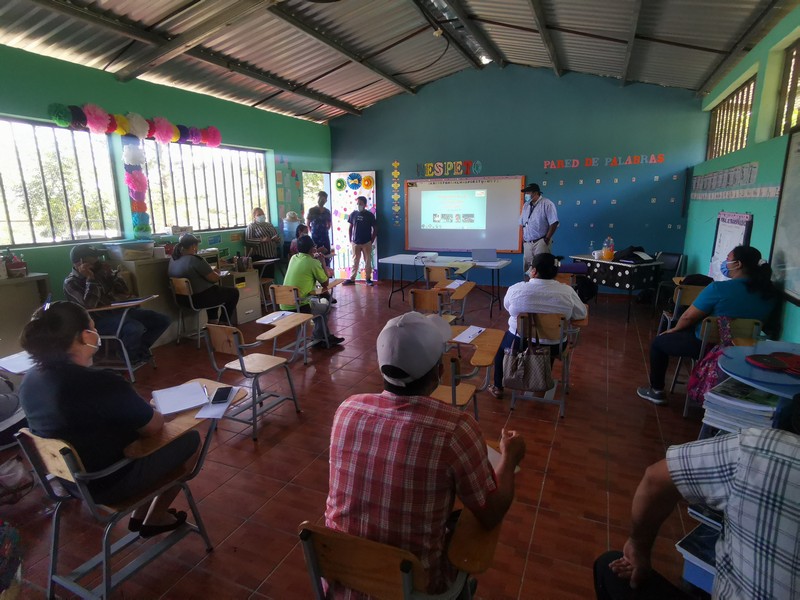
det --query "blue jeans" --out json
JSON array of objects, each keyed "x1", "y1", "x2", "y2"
[{"x1": 94, "y1": 307, "x2": 171, "y2": 361}]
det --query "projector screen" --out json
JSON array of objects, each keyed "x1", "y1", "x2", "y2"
[{"x1": 406, "y1": 176, "x2": 523, "y2": 252}]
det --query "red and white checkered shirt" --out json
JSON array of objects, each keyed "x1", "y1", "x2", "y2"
[{"x1": 325, "y1": 391, "x2": 497, "y2": 598}]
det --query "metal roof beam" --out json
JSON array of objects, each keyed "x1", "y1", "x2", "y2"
[
  {"x1": 408, "y1": 0, "x2": 483, "y2": 70},
  {"x1": 526, "y1": 0, "x2": 562, "y2": 77},
  {"x1": 28, "y1": 0, "x2": 361, "y2": 115},
  {"x1": 620, "y1": 0, "x2": 642, "y2": 85},
  {"x1": 115, "y1": 0, "x2": 275, "y2": 82},
  {"x1": 438, "y1": 0, "x2": 506, "y2": 67},
  {"x1": 267, "y1": 4, "x2": 416, "y2": 95}
]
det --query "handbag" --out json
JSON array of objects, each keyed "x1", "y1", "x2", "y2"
[
  {"x1": 687, "y1": 316, "x2": 733, "y2": 407},
  {"x1": 502, "y1": 317, "x2": 554, "y2": 392}
]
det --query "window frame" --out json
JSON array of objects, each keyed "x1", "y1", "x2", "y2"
[
  {"x1": 775, "y1": 39, "x2": 800, "y2": 137},
  {"x1": 706, "y1": 76, "x2": 756, "y2": 160}
]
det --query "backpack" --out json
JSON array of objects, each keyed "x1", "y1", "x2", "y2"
[{"x1": 687, "y1": 317, "x2": 733, "y2": 407}]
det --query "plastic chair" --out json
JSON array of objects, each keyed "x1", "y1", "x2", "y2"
[
  {"x1": 652, "y1": 252, "x2": 685, "y2": 314},
  {"x1": 682, "y1": 317, "x2": 762, "y2": 417},
  {"x1": 298, "y1": 521, "x2": 472, "y2": 600},
  {"x1": 410, "y1": 289, "x2": 456, "y2": 323},
  {"x1": 269, "y1": 284, "x2": 330, "y2": 350},
  {"x1": 431, "y1": 349, "x2": 479, "y2": 420},
  {"x1": 205, "y1": 324, "x2": 299, "y2": 439},
  {"x1": 15, "y1": 427, "x2": 212, "y2": 600},
  {"x1": 170, "y1": 277, "x2": 230, "y2": 349}
]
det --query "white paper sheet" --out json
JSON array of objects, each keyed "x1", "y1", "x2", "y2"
[
  {"x1": 0, "y1": 351, "x2": 35, "y2": 374},
  {"x1": 446, "y1": 279, "x2": 465, "y2": 289},
  {"x1": 256, "y1": 311, "x2": 294, "y2": 325},
  {"x1": 152, "y1": 381, "x2": 209, "y2": 415},
  {"x1": 452, "y1": 326, "x2": 485, "y2": 343},
  {"x1": 195, "y1": 386, "x2": 242, "y2": 419}
]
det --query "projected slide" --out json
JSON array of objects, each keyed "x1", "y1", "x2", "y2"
[{"x1": 420, "y1": 189, "x2": 487, "y2": 230}]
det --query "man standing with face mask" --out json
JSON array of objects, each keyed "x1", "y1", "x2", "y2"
[
  {"x1": 343, "y1": 195, "x2": 377, "y2": 286},
  {"x1": 519, "y1": 183, "x2": 559, "y2": 276},
  {"x1": 63, "y1": 244, "x2": 170, "y2": 365}
]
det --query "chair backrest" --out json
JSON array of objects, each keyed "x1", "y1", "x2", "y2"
[
  {"x1": 298, "y1": 521, "x2": 427, "y2": 600},
  {"x1": 170, "y1": 277, "x2": 194, "y2": 298},
  {"x1": 270, "y1": 284, "x2": 302, "y2": 309},
  {"x1": 15, "y1": 428, "x2": 82, "y2": 484},
  {"x1": 699, "y1": 317, "x2": 761, "y2": 355},
  {"x1": 656, "y1": 252, "x2": 684, "y2": 276},
  {"x1": 424, "y1": 266, "x2": 453, "y2": 286},
  {"x1": 516, "y1": 313, "x2": 565, "y2": 344},
  {"x1": 672, "y1": 284, "x2": 706, "y2": 308},
  {"x1": 205, "y1": 324, "x2": 244, "y2": 356},
  {"x1": 410, "y1": 288, "x2": 445, "y2": 314},
  {"x1": 554, "y1": 273, "x2": 575, "y2": 286}
]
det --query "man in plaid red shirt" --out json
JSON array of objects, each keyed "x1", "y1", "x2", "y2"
[{"x1": 325, "y1": 312, "x2": 526, "y2": 598}]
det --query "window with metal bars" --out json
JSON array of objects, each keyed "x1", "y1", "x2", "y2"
[
  {"x1": 706, "y1": 77, "x2": 756, "y2": 160},
  {"x1": 0, "y1": 118, "x2": 121, "y2": 247},
  {"x1": 775, "y1": 40, "x2": 800, "y2": 137},
  {"x1": 142, "y1": 141, "x2": 268, "y2": 234}
]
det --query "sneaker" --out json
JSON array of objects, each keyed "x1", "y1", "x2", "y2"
[
  {"x1": 342, "y1": 279, "x2": 355, "y2": 286},
  {"x1": 366, "y1": 280, "x2": 375, "y2": 287},
  {"x1": 637, "y1": 386, "x2": 667, "y2": 405},
  {"x1": 488, "y1": 385, "x2": 504, "y2": 399},
  {"x1": 325, "y1": 336, "x2": 345, "y2": 348}
]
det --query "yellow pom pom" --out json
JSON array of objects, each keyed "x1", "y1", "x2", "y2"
[
  {"x1": 114, "y1": 114, "x2": 129, "y2": 135},
  {"x1": 171, "y1": 124, "x2": 180, "y2": 143}
]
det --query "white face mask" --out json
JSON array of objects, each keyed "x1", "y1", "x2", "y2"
[
  {"x1": 84, "y1": 329, "x2": 102, "y2": 350},
  {"x1": 256, "y1": 215, "x2": 266, "y2": 224}
]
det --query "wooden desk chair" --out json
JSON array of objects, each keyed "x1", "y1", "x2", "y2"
[
  {"x1": 681, "y1": 317, "x2": 762, "y2": 417},
  {"x1": 298, "y1": 521, "x2": 471, "y2": 600},
  {"x1": 424, "y1": 266, "x2": 455, "y2": 289},
  {"x1": 659, "y1": 284, "x2": 706, "y2": 334},
  {"x1": 15, "y1": 427, "x2": 212, "y2": 600},
  {"x1": 410, "y1": 289, "x2": 456, "y2": 323},
  {"x1": 87, "y1": 304, "x2": 155, "y2": 383},
  {"x1": 169, "y1": 277, "x2": 230, "y2": 349},
  {"x1": 510, "y1": 313, "x2": 578, "y2": 418},
  {"x1": 259, "y1": 276, "x2": 275, "y2": 313},
  {"x1": 205, "y1": 324, "x2": 299, "y2": 440},
  {"x1": 269, "y1": 284, "x2": 330, "y2": 351},
  {"x1": 431, "y1": 349, "x2": 479, "y2": 419},
  {"x1": 434, "y1": 281, "x2": 476, "y2": 324}
]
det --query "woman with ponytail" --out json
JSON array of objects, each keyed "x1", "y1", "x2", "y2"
[
  {"x1": 19, "y1": 302, "x2": 199, "y2": 537},
  {"x1": 168, "y1": 234, "x2": 239, "y2": 324},
  {"x1": 637, "y1": 245, "x2": 778, "y2": 406}
]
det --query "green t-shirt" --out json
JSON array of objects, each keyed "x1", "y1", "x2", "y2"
[{"x1": 281, "y1": 253, "x2": 327, "y2": 309}]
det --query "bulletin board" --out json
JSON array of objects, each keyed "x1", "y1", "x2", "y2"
[
  {"x1": 771, "y1": 127, "x2": 800, "y2": 303},
  {"x1": 708, "y1": 211, "x2": 753, "y2": 280}
]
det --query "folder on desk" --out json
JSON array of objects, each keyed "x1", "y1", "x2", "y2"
[
  {"x1": 152, "y1": 382, "x2": 209, "y2": 415},
  {"x1": 453, "y1": 326, "x2": 485, "y2": 343},
  {"x1": 257, "y1": 311, "x2": 294, "y2": 325}
]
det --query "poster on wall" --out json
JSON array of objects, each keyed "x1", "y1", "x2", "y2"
[
  {"x1": 330, "y1": 171, "x2": 377, "y2": 281},
  {"x1": 708, "y1": 211, "x2": 753, "y2": 281},
  {"x1": 770, "y1": 128, "x2": 800, "y2": 303}
]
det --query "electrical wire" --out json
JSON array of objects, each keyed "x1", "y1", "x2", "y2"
[{"x1": 392, "y1": 37, "x2": 450, "y2": 76}]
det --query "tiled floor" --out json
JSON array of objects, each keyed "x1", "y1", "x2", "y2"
[{"x1": 4, "y1": 280, "x2": 706, "y2": 599}]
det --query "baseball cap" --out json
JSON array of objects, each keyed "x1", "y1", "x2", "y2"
[
  {"x1": 521, "y1": 183, "x2": 541, "y2": 194},
  {"x1": 70, "y1": 244, "x2": 105, "y2": 263},
  {"x1": 377, "y1": 312, "x2": 452, "y2": 387}
]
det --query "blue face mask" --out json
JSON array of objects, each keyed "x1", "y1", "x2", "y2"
[
  {"x1": 524, "y1": 193, "x2": 533, "y2": 203},
  {"x1": 720, "y1": 259, "x2": 735, "y2": 278}
]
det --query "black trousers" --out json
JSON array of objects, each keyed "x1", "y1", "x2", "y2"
[
  {"x1": 649, "y1": 330, "x2": 703, "y2": 390},
  {"x1": 593, "y1": 551, "x2": 690, "y2": 600}
]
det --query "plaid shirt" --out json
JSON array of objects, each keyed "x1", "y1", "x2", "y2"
[
  {"x1": 325, "y1": 392, "x2": 497, "y2": 597},
  {"x1": 667, "y1": 428, "x2": 800, "y2": 599},
  {"x1": 63, "y1": 266, "x2": 129, "y2": 308}
]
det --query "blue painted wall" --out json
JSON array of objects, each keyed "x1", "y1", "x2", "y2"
[{"x1": 330, "y1": 65, "x2": 708, "y2": 285}]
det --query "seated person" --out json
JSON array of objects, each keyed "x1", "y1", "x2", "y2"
[
  {"x1": 594, "y1": 396, "x2": 800, "y2": 599},
  {"x1": 489, "y1": 253, "x2": 587, "y2": 399},
  {"x1": 281, "y1": 235, "x2": 343, "y2": 347},
  {"x1": 245, "y1": 207, "x2": 281, "y2": 263},
  {"x1": 637, "y1": 245, "x2": 778, "y2": 405},
  {"x1": 167, "y1": 234, "x2": 239, "y2": 324},
  {"x1": 63, "y1": 244, "x2": 170, "y2": 364},
  {"x1": 288, "y1": 224, "x2": 310, "y2": 258},
  {"x1": 19, "y1": 301, "x2": 200, "y2": 537},
  {"x1": 326, "y1": 312, "x2": 526, "y2": 597}
]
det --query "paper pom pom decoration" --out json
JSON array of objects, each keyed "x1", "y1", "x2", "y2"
[
  {"x1": 177, "y1": 125, "x2": 190, "y2": 143},
  {"x1": 131, "y1": 212, "x2": 150, "y2": 226},
  {"x1": 83, "y1": 104, "x2": 110, "y2": 134},
  {"x1": 113, "y1": 114, "x2": 129, "y2": 135},
  {"x1": 146, "y1": 119, "x2": 156, "y2": 139},
  {"x1": 152, "y1": 117, "x2": 174, "y2": 144},
  {"x1": 122, "y1": 144, "x2": 146, "y2": 166},
  {"x1": 105, "y1": 114, "x2": 117, "y2": 134},
  {"x1": 68, "y1": 105, "x2": 87, "y2": 129},
  {"x1": 203, "y1": 126, "x2": 222, "y2": 148},
  {"x1": 129, "y1": 190, "x2": 147, "y2": 202},
  {"x1": 125, "y1": 170, "x2": 148, "y2": 193},
  {"x1": 170, "y1": 124, "x2": 180, "y2": 143},
  {"x1": 48, "y1": 103, "x2": 72, "y2": 128},
  {"x1": 126, "y1": 112, "x2": 149, "y2": 139},
  {"x1": 130, "y1": 200, "x2": 148, "y2": 212},
  {"x1": 188, "y1": 127, "x2": 202, "y2": 144}
]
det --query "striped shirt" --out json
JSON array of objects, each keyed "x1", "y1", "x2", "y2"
[
  {"x1": 245, "y1": 220, "x2": 279, "y2": 258},
  {"x1": 666, "y1": 428, "x2": 800, "y2": 600},
  {"x1": 325, "y1": 391, "x2": 497, "y2": 598}
]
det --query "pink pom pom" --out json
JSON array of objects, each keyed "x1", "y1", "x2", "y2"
[
  {"x1": 152, "y1": 117, "x2": 175, "y2": 144},
  {"x1": 203, "y1": 126, "x2": 222, "y2": 148},
  {"x1": 83, "y1": 103, "x2": 110, "y2": 135},
  {"x1": 125, "y1": 170, "x2": 148, "y2": 193}
]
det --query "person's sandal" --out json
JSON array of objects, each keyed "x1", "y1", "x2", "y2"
[
  {"x1": 488, "y1": 385, "x2": 504, "y2": 399},
  {"x1": 139, "y1": 510, "x2": 187, "y2": 539}
]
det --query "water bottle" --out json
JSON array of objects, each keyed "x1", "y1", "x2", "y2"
[{"x1": 588, "y1": 240, "x2": 595, "y2": 255}]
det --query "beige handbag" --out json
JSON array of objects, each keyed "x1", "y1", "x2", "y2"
[{"x1": 502, "y1": 317, "x2": 554, "y2": 392}]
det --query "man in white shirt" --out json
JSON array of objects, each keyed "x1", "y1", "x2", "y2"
[
  {"x1": 489, "y1": 254, "x2": 587, "y2": 399},
  {"x1": 519, "y1": 183, "x2": 559, "y2": 276}
]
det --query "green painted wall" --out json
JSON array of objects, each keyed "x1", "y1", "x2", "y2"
[
  {"x1": 687, "y1": 6, "x2": 800, "y2": 342},
  {"x1": 0, "y1": 45, "x2": 331, "y2": 298}
]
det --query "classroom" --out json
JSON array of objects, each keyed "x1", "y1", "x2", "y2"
[{"x1": 0, "y1": 1, "x2": 798, "y2": 598}]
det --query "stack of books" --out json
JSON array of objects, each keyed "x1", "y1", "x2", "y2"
[{"x1": 702, "y1": 378, "x2": 780, "y2": 432}]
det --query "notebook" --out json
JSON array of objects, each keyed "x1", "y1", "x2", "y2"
[{"x1": 472, "y1": 249, "x2": 497, "y2": 262}]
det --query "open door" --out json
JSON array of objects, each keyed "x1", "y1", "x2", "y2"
[{"x1": 330, "y1": 171, "x2": 377, "y2": 281}]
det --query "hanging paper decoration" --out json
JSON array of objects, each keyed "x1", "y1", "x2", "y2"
[
  {"x1": 335, "y1": 178, "x2": 346, "y2": 191},
  {"x1": 391, "y1": 160, "x2": 402, "y2": 227},
  {"x1": 126, "y1": 112, "x2": 149, "y2": 139},
  {"x1": 113, "y1": 114, "x2": 129, "y2": 135},
  {"x1": 362, "y1": 175, "x2": 374, "y2": 190},
  {"x1": 152, "y1": 117, "x2": 175, "y2": 144},
  {"x1": 83, "y1": 104, "x2": 110, "y2": 135},
  {"x1": 68, "y1": 105, "x2": 87, "y2": 129},
  {"x1": 105, "y1": 114, "x2": 118, "y2": 135},
  {"x1": 203, "y1": 126, "x2": 222, "y2": 148},
  {"x1": 47, "y1": 103, "x2": 72, "y2": 128},
  {"x1": 347, "y1": 173, "x2": 362, "y2": 189},
  {"x1": 122, "y1": 144, "x2": 146, "y2": 166}
]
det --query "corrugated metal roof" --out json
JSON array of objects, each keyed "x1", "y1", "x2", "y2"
[{"x1": 0, "y1": 0, "x2": 796, "y2": 123}]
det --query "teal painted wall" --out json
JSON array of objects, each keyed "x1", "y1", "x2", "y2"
[
  {"x1": 330, "y1": 65, "x2": 707, "y2": 285},
  {"x1": 0, "y1": 45, "x2": 331, "y2": 298},
  {"x1": 686, "y1": 6, "x2": 800, "y2": 342}
]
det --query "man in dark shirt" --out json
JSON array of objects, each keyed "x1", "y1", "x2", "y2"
[
  {"x1": 63, "y1": 244, "x2": 170, "y2": 364},
  {"x1": 305, "y1": 191, "x2": 332, "y2": 264},
  {"x1": 342, "y1": 196, "x2": 377, "y2": 286}
]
